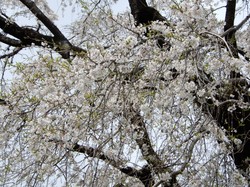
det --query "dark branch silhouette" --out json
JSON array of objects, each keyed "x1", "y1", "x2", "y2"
[
  {"x1": 128, "y1": 0, "x2": 169, "y2": 48},
  {"x1": 0, "y1": 0, "x2": 86, "y2": 59},
  {"x1": 71, "y1": 143, "x2": 155, "y2": 187},
  {"x1": 224, "y1": 0, "x2": 238, "y2": 58}
]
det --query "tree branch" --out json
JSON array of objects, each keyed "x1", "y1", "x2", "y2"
[
  {"x1": 127, "y1": 105, "x2": 181, "y2": 187},
  {"x1": 128, "y1": 0, "x2": 166, "y2": 26},
  {"x1": 224, "y1": 0, "x2": 238, "y2": 58},
  {"x1": 70, "y1": 142, "x2": 155, "y2": 186},
  {"x1": 19, "y1": 0, "x2": 68, "y2": 42},
  {"x1": 128, "y1": 0, "x2": 148, "y2": 20},
  {"x1": 224, "y1": 0, "x2": 236, "y2": 32},
  {"x1": 201, "y1": 31, "x2": 234, "y2": 57},
  {"x1": 0, "y1": 47, "x2": 23, "y2": 59},
  {"x1": 221, "y1": 13, "x2": 250, "y2": 37},
  {"x1": 0, "y1": 33, "x2": 22, "y2": 47},
  {"x1": 72, "y1": 143, "x2": 120, "y2": 166},
  {"x1": 0, "y1": 1, "x2": 86, "y2": 59},
  {"x1": 128, "y1": 106, "x2": 165, "y2": 172},
  {"x1": 0, "y1": 14, "x2": 86, "y2": 59},
  {"x1": 171, "y1": 137, "x2": 200, "y2": 177}
]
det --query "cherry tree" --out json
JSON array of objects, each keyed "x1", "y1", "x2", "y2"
[{"x1": 0, "y1": 0, "x2": 249, "y2": 186}]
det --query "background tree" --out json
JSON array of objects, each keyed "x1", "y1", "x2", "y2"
[{"x1": 0, "y1": 0, "x2": 249, "y2": 186}]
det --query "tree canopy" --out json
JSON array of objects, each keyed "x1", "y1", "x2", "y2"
[{"x1": 0, "y1": 0, "x2": 250, "y2": 186}]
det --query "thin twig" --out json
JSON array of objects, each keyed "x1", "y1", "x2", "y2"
[{"x1": 201, "y1": 31, "x2": 233, "y2": 57}]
